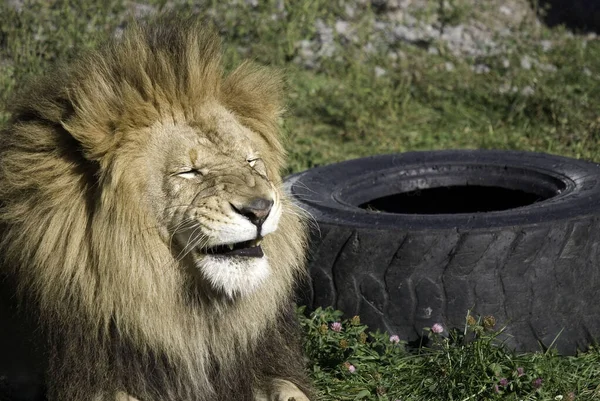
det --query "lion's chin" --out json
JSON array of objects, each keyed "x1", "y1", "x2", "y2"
[{"x1": 195, "y1": 255, "x2": 270, "y2": 298}]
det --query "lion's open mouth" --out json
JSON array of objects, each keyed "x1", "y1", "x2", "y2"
[{"x1": 204, "y1": 238, "x2": 264, "y2": 258}]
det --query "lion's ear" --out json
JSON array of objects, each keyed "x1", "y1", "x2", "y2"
[{"x1": 221, "y1": 61, "x2": 284, "y2": 132}]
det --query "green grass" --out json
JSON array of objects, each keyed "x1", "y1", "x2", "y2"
[
  {"x1": 2, "y1": 1, "x2": 600, "y2": 400},
  {"x1": 299, "y1": 307, "x2": 600, "y2": 401},
  {"x1": 3, "y1": 1, "x2": 600, "y2": 172}
]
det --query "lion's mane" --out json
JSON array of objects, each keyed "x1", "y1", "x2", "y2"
[{"x1": 0, "y1": 16, "x2": 310, "y2": 401}]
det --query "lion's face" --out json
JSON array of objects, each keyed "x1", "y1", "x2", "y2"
[{"x1": 132, "y1": 103, "x2": 283, "y2": 298}]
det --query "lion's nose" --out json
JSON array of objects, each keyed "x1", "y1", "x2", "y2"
[{"x1": 231, "y1": 198, "x2": 274, "y2": 228}]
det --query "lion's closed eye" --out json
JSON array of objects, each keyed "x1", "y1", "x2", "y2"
[
  {"x1": 178, "y1": 170, "x2": 200, "y2": 179},
  {"x1": 174, "y1": 168, "x2": 208, "y2": 180},
  {"x1": 248, "y1": 158, "x2": 267, "y2": 176}
]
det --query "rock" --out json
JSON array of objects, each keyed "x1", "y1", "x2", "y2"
[
  {"x1": 538, "y1": 63, "x2": 558, "y2": 73},
  {"x1": 471, "y1": 64, "x2": 491, "y2": 74},
  {"x1": 374, "y1": 66, "x2": 387, "y2": 77},
  {"x1": 520, "y1": 55, "x2": 533, "y2": 70},
  {"x1": 521, "y1": 86, "x2": 535, "y2": 96},
  {"x1": 540, "y1": 40, "x2": 553, "y2": 52},
  {"x1": 499, "y1": 5, "x2": 512, "y2": 16}
]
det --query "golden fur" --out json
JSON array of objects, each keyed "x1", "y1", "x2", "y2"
[{"x1": 0, "y1": 16, "x2": 312, "y2": 401}]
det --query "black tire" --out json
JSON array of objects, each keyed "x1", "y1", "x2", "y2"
[
  {"x1": 537, "y1": 0, "x2": 600, "y2": 33},
  {"x1": 286, "y1": 150, "x2": 600, "y2": 355}
]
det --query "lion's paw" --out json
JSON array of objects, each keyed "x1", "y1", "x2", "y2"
[
  {"x1": 281, "y1": 396, "x2": 309, "y2": 401},
  {"x1": 115, "y1": 392, "x2": 140, "y2": 401},
  {"x1": 272, "y1": 379, "x2": 310, "y2": 401},
  {"x1": 278, "y1": 392, "x2": 310, "y2": 401}
]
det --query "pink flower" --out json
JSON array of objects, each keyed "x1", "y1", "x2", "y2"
[
  {"x1": 532, "y1": 378, "x2": 543, "y2": 389},
  {"x1": 517, "y1": 367, "x2": 525, "y2": 377},
  {"x1": 499, "y1": 378, "x2": 509, "y2": 387},
  {"x1": 348, "y1": 364, "x2": 356, "y2": 373},
  {"x1": 431, "y1": 323, "x2": 444, "y2": 334},
  {"x1": 494, "y1": 384, "x2": 500, "y2": 394},
  {"x1": 389, "y1": 335, "x2": 400, "y2": 344},
  {"x1": 331, "y1": 322, "x2": 342, "y2": 332}
]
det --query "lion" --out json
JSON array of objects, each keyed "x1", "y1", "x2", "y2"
[{"x1": 0, "y1": 15, "x2": 313, "y2": 401}]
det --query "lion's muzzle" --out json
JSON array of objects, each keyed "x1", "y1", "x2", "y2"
[{"x1": 230, "y1": 197, "x2": 274, "y2": 236}]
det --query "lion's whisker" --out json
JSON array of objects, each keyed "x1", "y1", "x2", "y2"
[{"x1": 174, "y1": 224, "x2": 204, "y2": 261}]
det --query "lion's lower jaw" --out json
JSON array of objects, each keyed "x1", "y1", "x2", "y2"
[{"x1": 196, "y1": 255, "x2": 271, "y2": 298}]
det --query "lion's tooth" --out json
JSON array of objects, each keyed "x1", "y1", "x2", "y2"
[
  {"x1": 256, "y1": 239, "x2": 262, "y2": 246},
  {"x1": 228, "y1": 244, "x2": 234, "y2": 250}
]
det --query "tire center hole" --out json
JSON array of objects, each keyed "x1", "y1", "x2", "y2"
[{"x1": 359, "y1": 185, "x2": 552, "y2": 214}]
